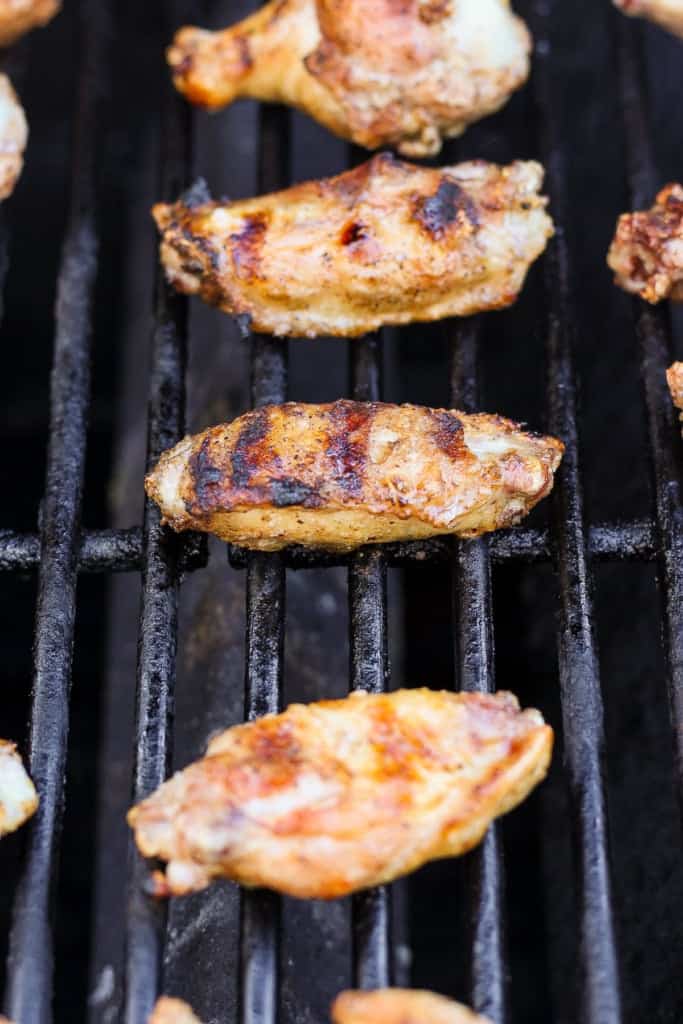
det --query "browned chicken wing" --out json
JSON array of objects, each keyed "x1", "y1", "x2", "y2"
[
  {"x1": 0, "y1": 740, "x2": 38, "y2": 838},
  {"x1": 148, "y1": 998, "x2": 202, "y2": 1024},
  {"x1": 145, "y1": 400, "x2": 563, "y2": 552},
  {"x1": 608, "y1": 184, "x2": 683, "y2": 303},
  {"x1": 0, "y1": 0, "x2": 59, "y2": 46},
  {"x1": 0, "y1": 74, "x2": 27, "y2": 200},
  {"x1": 154, "y1": 155, "x2": 553, "y2": 338},
  {"x1": 667, "y1": 362, "x2": 683, "y2": 426},
  {"x1": 168, "y1": 0, "x2": 531, "y2": 157},
  {"x1": 332, "y1": 989, "x2": 491, "y2": 1024},
  {"x1": 613, "y1": 0, "x2": 683, "y2": 38},
  {"x1": 128, "y1": 688, "x2": 553, "y2": 899}
]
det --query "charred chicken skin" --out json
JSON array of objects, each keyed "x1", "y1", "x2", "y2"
[
  {"x1": 154, "y1": 155, "x2": 553, "y2": 338},
  {"x1": 613, "y1": 0, "x2": 683, "y2": 38},
  {"x1": 0, "y1": 74, "x2": 27, "y2": 200},
  {"x1": 148, "y1": 999, "x2": 202, "y2": 1024},
  {"x1": 167, "y1": 0, "x2": 531, "y2": 157},
  {"x1": 128, "y1": 688, "x2": 553, "y2": 900},
  {"x1": 332, "y1": 989, "x2": 492, "y2": 1024},
  {"x1": 0, "y1": 0, "x2": 59, "y2": 46},
  {"x1": 145, "y1": 400, "x2": 564, "y2": 552},
  {"x1": 608, "y1": 184, "x2": 683, "y2": 303},
  {"x1": 0, "y1": 740, "x2": 38, "y2": 838}
]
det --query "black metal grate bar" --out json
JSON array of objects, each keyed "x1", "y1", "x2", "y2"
[
  {"x1": 123, "y1": 27, "x2": 193, "y2": 1021},
  {"x1": 615, "y1": 16, "x2": 683, "y2": 808},
  {"x1": 450, "y1": 320, "x2": 507, "y2": 1021},
  {"x1": 2, "y1": 6, "x2": 104, "y2": 1022},
  {"x1": 348, "y1": 334, "x2": 392, "y2": 990},
  {"x1": 239, "y1": 103, "x2": 289, "y2": 1024},
  {"x1": 530, "y1": 2, "x2": 623, "y2": 1020}
]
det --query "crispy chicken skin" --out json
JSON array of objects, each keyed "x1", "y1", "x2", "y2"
[
  {"x1": 0, "y1": 741, "x2": 38, "y2": 838},
  {"x1": 332, "y1": 989, "x2": 491, "y2": 1024},
  {"x1": 167, "y1": 0, "x2": 530, "y2": 157},
  {"x1": 145, "y1": 401, "x2": 564, "y2": 552},
  {"x1": 613, "y1": 0, "x2": 683, "y2": 38},
  {"x1": 608, "y1": 184, "x2": 683, "y2": 303},
  {"x1": 0, "y1": 0, "x2": 59, "y2": 46},
  {"x1": 0, "y1": 74, "x2": 27, "y2": 200},
  {"x1": 128, "y1": 688, "x2": 553, "y2": 899},
  {"x1": 148, "y1": 998, "x2": 202, "y2": 1024},
  {"x1": 666, "y1": 362, "x2": 683, "y2": 424},
  {"x1": 153, "y1": 156, "x2": 553, "y2": 338}
]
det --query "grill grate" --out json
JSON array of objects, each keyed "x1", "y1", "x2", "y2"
[{"x1": 1, "y1": 1, "x2": 682, "y2": 1022}]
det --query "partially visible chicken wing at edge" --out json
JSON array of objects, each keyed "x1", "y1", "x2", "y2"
[
  {"x1": 128, "y1": 688, "x2": 553, "y2": 900},
  {"x1": 613, "y1": 0, "x2": 683, "y2": 38},
  {"x1": 0, "y1": 740, "x2": 38, "y2": 838},
  {"x1": 667, "y1": 362, "x2": 683, "y2": 426},
  {"x1": 0, "y1": 0, "x2": 59, "y2": 46},
  {"x1": 0, "y1": 74, "x2": 27, "y2": 200},
  {"x1": 608, "y1": 184, "x2": 683, "y2": 303},
  {"x1": 145, "y1": 400, "x2": 564, "y2": 552},
  {"x1": 167, "y1": 0, "x2": 530, "y2": 157},
  {"x1": 153, "y1": 155, "x2": 553, "y2": 339},
  {"x1": 332, "y1": 989, "x2": 492, "y2": 1024},
  {"x1": 148, "y1": 998, "x2": 202, "y2": 1024}
]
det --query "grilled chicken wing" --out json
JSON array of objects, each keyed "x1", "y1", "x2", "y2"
[
  {"x1": 0, "y1": 741, "x2": 38, "y2": 838},
  {"x1": 0, "y1": 0, "x2": 59, "y2": 46},
  {"x1": 128, "y1": 688, "x2": 553, "y2": 899},
  {"x1": 154, "y1": 155, "x2": 553, "y2": 338},
  {"x1": 149, "y1": 998, "x2": 202, "y2": 1024},
  {"x1": 0, "y1": 74, "x2": 27, "y2": 200},
  {"x1": 667, "y1": 362, "x2": 683, "y2": 424},
  {"x1": 608, "y1": 184, "x2": 683, "y2": 303},
  {"x1": 168, "y1": 0, "x2": 530, "y2": 157},
  {"x1": 332, "y1": 989, "x2": 491, "y2": 1024},
  {"x1": 613, "y1": 0, "x2": 683, "y2": 38},
  {"x1": 145, "y1": 400, "x2": 563, "y2": 552}
]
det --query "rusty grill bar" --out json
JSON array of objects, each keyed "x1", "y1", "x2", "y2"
[{"x1": 2, "y1": 0, "x2": 682, "y2": 1022}]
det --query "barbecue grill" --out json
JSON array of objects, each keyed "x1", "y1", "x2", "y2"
[{"x1": 1, "y1": 1, "x2": 682, "y2": 1022}]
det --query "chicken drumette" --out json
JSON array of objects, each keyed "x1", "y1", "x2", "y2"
[{"x1": 608, "y1": 184, "x2": 683, "y2": 304}]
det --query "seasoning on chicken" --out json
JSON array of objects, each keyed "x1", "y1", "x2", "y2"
[
  {"x1": 0, "y1": 74, "x2": 27, "y2": 200},
  {"x1": 145, "y1": 400, "x2": 563, "y2": 553},
  {"x1": 608, "y1": 184, "x2": 683, "y2": 303},
  {"x1": 0, "y1": 0, "x2": 59, "y2": 46},
  {"x1": 332, "y1": 989, "x2": 492, "y2": 1024},
  {"x1": 153, "y1": 155, "x2": 553, "y2": 338},
  {"x1": 613, "y1": 0, "x2": 683, "y2": 39},
  {"x1": 167, "y1": 0, "x2": 531, "y2": 157},
  {"x1": 666, "y1": 362, "x2": 683, "y2": 426},
  {"x1": 149, "y1": 998, "x2": 202, "y2": 1024},
  {"x1": 0, "y1": 740, "x2": 38, "y2": 838},
  {"x1": 128, "y1": 688, "x2": 553, "y2": 899}
]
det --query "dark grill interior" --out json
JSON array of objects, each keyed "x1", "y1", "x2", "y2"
[{"x1": 1, "y1": 1, "x2": 683, "y2": 1022}]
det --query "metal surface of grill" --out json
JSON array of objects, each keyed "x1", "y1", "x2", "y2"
[{"x1": 1, "y1": 1, "x2": 682, "y2": 1023}]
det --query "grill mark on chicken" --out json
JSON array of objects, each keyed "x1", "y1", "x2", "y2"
[
  {"x1": 230, "y1": 213, "x2": 269, "y2": 280},
  {"x1": 188, "y1": 435, "x2": 223, "y2": 512},
  {"x1": 429, "y1": 409, "x2": 466, "y2": 460},
  {"x1": 270, "y1": 476, "x2": 322, "y2": 507},
  {"x1": 415, "y1": 180, "x2": 480, "y2": 238},
  {"x1": 231, "y1": 407, "x2": 272, "y2": 488},
  {"x1": 326, "y1": 400, "x2": 374, "y2": 496}
]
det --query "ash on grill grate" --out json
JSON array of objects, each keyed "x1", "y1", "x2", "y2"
[{"x1": 1, "y1": 1, "x2": 683, "y2": 1023}]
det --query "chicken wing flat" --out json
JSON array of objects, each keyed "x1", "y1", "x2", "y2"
[
  {"x1": 148, "y1": 999, "x2": 202, "y2": 1024},
  {"x1": 667, "y1": 361, "x2": 683, "y2": 423},
  {"x1": 608, "y1": 184, "x2": 683, "y2": 303},
  {"x1": 613, "y1": 0, "x2": 683, "y2": 38},
  {"x1": 128, "y1": 688, "x2": 553, "y2": 899},
  {"x1": 145, "y1": 401, "x2": 563, "y2": 552},
  {"x1": 0, "y1": 740, "x2": 38, "y2": 838},
  {"x1": 0, "y1": 74, "x2": 27, "y2": 200},
  {"x1": 0, "y1": 0, "x2": 59, "y2": 46},
  {"x1": 154, "y1": 155, "x2": 553, "y2": 338},
  {"x1": 168, "y1": 0, "x2": 530, "y2": 157},
  {"x1": 332, "y1": 989, "x2": 491, "y2": 1024}
]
